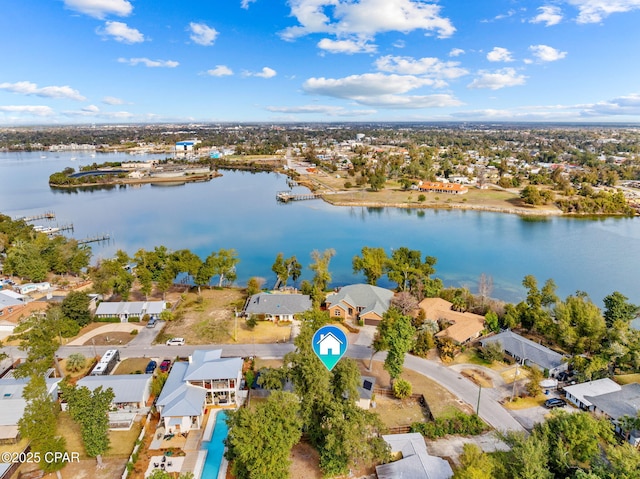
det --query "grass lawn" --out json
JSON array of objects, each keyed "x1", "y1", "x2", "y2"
[
  {"x1": 59, "y1": 356, "x2": 96, "y2": 380},
  {"x1": 114, "y1": 358, "x2": 153, "y2": 375},
  {"x1": 500, "y1": 366, "x2": 530, "y2": 384},
  {"x1": 503, "y1": 395, "x2": 547, "y2": 410},
  {"x1": 254, "y1": 358, "x2": 284, "y2": 370},
  {"x1": 374, "y1": 396, "x2": 430, "y2": 429},
  {"x1": 57, "y1": 412, "x2": 142, "y2": 460},
  {"x1": 614, "y1": 373, "x2": 640, "y2": 385}
]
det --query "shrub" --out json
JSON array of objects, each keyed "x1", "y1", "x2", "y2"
[
  {"x1": 418, "y1": 194, "x2": 426, "y2": 202},
  {"x1": 393, "y1": 379, "x2": 412, "y2": 399},
  {"x1": 65, "y1": 353, "x2": 86, "y2": 372},
  {"x1": 411, "y1": 412, "x2": 487, "y2": 439},
  {"x1": 245, "y1": 370, "x2": 255, "y2": 390},
  {"x1": 344, "y1": 181, "x2": 353, "y2": 188},
  {"x1": 96, "y1": 316, "x2": 120, "y2": 323},
  {"x1": 246, "y1": 315, "x2": 258, "y2": 330},
  {"x1": 130, "y1": 329, "x2": 139, "y2": 335}
]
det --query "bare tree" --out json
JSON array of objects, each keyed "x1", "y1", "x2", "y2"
[
  {"x1": 478, "y1": 273, "x2": 493, "y2": 307},
  {"x1": 390, "y1": 291, "x2": 419, "y2": 316}
]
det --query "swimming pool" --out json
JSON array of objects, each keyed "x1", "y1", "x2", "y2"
[{"x1": 201, "y1": 411, "x2": 229, "y2": 479}]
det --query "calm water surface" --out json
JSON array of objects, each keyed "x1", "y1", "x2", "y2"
[{"x1": 1, "y1": 151, "x2": 638, "y2": 304}]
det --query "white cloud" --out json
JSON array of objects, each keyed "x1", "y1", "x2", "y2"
[
  {"x1": 281, "y1": 0, "x2": 455, "y2": 41},
  {"x1": 244, "y1": 67, "x2": 277, "y2": 78},
  {"x1": 468, "y1": 68, "x2": 527, "y2": 90},
  {"x1": 206, "y1": 65, "x2": 234, "y2": 77},
  {"x1": 392, "y1": 39, "x2": 406, "y2": 48},
  {"x1": 531, "y1": 6, "x2": 563, "y2": 26},
  {"x1": 63, "y1": 0, "x2": 132, "y2": 19},
  {"x1": 317, "y1": 38, "x2": 377, "y2": 54},
  {"x1": 102, "y1": 96, "x2": 124, "y2": 105},
  {"x1": 567, "y1": 0, "x2": 640, "y2": 23},
  {"x1": 529, "y1": 45, "x2": 567, "y2": 62},
  {"x1": 581, "y1": 93, "x2": 640, "y2": 116},
  {"x1": 302, "y1": 72, "x2": 462, "y2": 109},
  {"x1": 0, "y1": 81, "x2": 86, "y2": 101},
  {"x1": 482, "y1": 9, "x2": 516, "y2": 22},
  {"x1": 188, "y1": 22, "x2": 219, "y2": 46},
  {"x1": 82, "y1": 104, "x2": 100, "y2": 113},
  {"x1": 374, "y1": 55, "x2": 468, "y2": 82},
  {"x1": 449, "y1": 48, "x2": 465, "y2": 57},
  {"x1": 241, "y1": 0, "x2": 257, "y2": 8},
  {"x1": 118, "y1": 58, "x2": 179, "y2": 68},
  {"x1": 0, "y1": 105, "x2": 54, "y2": 116},
  {"x1": 100, "y1": 21, "x2": 144, "y2": 43},
  {"x1": 487, "y1": 47, "x2": 514, "y2": 62},
  {"x1": 63, "y1": 107, "x2": 134, "y2": 119}
]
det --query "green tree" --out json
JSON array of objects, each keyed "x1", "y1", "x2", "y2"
[
  {"x1": 485, "y1": 311, "x2": 499, "y2": 333},
  {"x1": 225, "y1": 391, "x2": 302, "y2": 479},
  {"x1": 352, "y1": 246, "x2": 387, "y2": 285},
  {"x1": 593, "y1": 443, "x2": 640, "y2": 479},
  {"x1": 271, "y1": 253, "x2": 288, "y2": 287},
  {"x1": 554, "y1": 292, "x2": 606, "y2": 354},
  {"x1": 309, "y1": 248, "x2": 335, "y2": 293},
  {"x1": 65, "y1": 353, "x2": 86, "y2": 373},
  {"x1": 525, "y1": 367, "x2": 543, "y2": 397},
  {"x1": 61, "y1": 291, "x2": 92, "y2": 327},
  {"x1": 378, "y1": 309, "x2": 415, "y2": 380},
  {"x1": 18, "y1": 374, "x2": 67, "y2": 479},
  {"x1": 603, "y1": 291, "x2": 638, "y2": 327},
  {"x1": 62, "y1": 384, "x2": 115, "y2": 467},
  {"x1": 503, "y1": 432, "x2": 552, "y2": 479},
  {"x1": 246, "y1": 277, "x2": 264, "y2": 296},
  {"x1": 453, "y1": 443, "x2": 494, "y2": 479},
  {"x1": 209, "y1": 248, "x2": 240, "y2": 287}
]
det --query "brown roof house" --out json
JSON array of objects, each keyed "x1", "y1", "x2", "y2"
[
  {"x1": 325, "y1": 284, "x2": 394, "y2": 326},
  {"x1": 418, "y1": 298, "x2": 485, "y2": 345}
]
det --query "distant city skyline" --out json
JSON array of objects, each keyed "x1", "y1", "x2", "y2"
[{"x1": 2, "y1": 0, "x2": 640, "y2": 125}]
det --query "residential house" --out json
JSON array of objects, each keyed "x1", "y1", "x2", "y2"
[
  {"x1": 94, "y1": 301, "x2": 165, "y2": 322},
  {"x1": 586, "y1": 382, "x2": 640, "y2": 446},
  {"x1": 76, "y1": 374, "x2": 152, "y2": 430},
  {"x1": 417, "y1": 181, "x2": 468, "y2": 195},
  {"x1": 419, "y1": 298, "x2": 485, "y2": 345},
  {"x1": 243, "y1": 292, "x2": 311, "y2": 322},
  {"x1": 376, "y1": 433, "x2": 453, "y2": 479},
  {"x1": 563, "y1": 378, "x2": 621, "y2": 411},
  {"x1": 325, "y1": 284, "x2": 394, "y2": 326},
  {"x1": 156, "y1": 350, "x2": 243, "y2": 434},
  {"x1": 0, "y1": 376, "x2": 61, "y2": 444},
  {"x1": 480, "y1": 330, "x2": 568, "y2": 377},
  {"x1": 0, "y1": 291, "x2": 26, "y2": 319},
  {"x1": 77, "y1": 374, "x2": 152, "y2": 410},
  {"x1": 357, "y1": 376, "x2": 375, "y2": 410}
]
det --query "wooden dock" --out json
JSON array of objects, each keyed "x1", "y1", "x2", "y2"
[
  {"x1": 16, "y1": 211, "x2": 55, "y2": 222},
  {"x1": 276, "y1": 191, "x2": 319, "y2": 202},
  {"x1": 77, "y1": 233, "x2": 110, "y2": 244}
]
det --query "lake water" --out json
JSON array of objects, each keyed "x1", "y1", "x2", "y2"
[{"x1": 1, "y1": 150, "x2": 639, "y2": 305}]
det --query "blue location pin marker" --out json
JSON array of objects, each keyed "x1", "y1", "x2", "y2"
[{"x1": 312, "y1": 325, "x2": 348, "y2": 371}]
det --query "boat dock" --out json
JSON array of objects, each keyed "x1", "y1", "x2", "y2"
[
  {"x1": 276, "y1": 191, "x2": 320, "y2": 202},
  {"x1": 15, "y1": 211, "x2": 55, "y2": 222},
  {"x1": 77, "y1": 234, "x2": 111, "y2": 244},
  {"x1": 33, "y1": 223, "x2": 74, "y2": 235}
]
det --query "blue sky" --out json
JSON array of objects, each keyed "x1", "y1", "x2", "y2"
[{"x1": 2, "y1": 0, "x2": 640, "y2": 124}]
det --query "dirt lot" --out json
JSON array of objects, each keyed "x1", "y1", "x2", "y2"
[
  {"x1": 83, "y1": 331, "x2": 137, "y2": 346},
  {"x1": 161, "y1": 288, "x2": 293, "y2": 345}
]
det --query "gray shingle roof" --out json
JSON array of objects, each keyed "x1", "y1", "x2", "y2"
[
  {"x1": 376, "y1": 433, "x2": 453, "y2": 479},
  {"x1": 77, "y1": 374, "x2": 152, "y2": 404},
  {"x1": 325, "y1": 284, "x2": 393, "y2": 318},
  {"x1": 585, "y1": 383, "x2": 640, "y2": 420},
  {"x1": 95, "y1": 301, "x2": 165, "y2": 317},
  {"x1": 244, "y1": 293, "x2": 311, "y2": 316},
  {"x1": 480, "y1": 330, "x2": 565, "y2": 370}
]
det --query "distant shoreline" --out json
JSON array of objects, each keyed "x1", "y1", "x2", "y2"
[{"x1": 49, "y1": 171, "x2": 221, "y2": 189}]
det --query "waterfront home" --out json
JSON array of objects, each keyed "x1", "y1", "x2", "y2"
[
  {"x1": 0, "y1": 376, "x2": 61, "y2": 444},
  {"x1": 243, "y1": 292, "x2": 311, "y2": 322},
  {"x1": 94, "y1": 300, "x2": 165, "y2": 322},
  {"x1": 480, "y1": 330, "x2": 568, "y2": 377},
  {"x1": 585, "y1": 382, "x2": 640, "y2": 446},
  {"x1": 156, "y1": 350, "x2": 242, "y2": 434},
  {"x1": 417, "y1": 181, "x2": 468, "y2": 195},
  {"x1": 376, "y1": 433, "x2": 453, "y2": 479},
  {"x1": 563, "y1": 378, "x2": 621, "y2": 411},
  {"x1": 325, "y1": 284, "x2": 394, "y2": 326},
  {"x1": 419, "y1": 298, "x2": 485, "y2": 345}
]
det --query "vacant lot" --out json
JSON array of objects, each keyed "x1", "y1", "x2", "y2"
[
  {"x1": 83, "y1": 331, "x2": 136, "y2": 346},
  {"x1": 375, "y1": 395, "x2": 430, "y2": 429}
]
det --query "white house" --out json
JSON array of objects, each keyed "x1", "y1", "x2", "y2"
[
  {"x1": 94, "y1": 301, "x2": 165, "y2": 322},
  {"x1": 317, "y1": 332, "x2": 342, "y2": 356},
  {"x1": 156, "y1": 350, "x2": 243, "y2": 434},
  {"x1": 563, "y1": 378, "x2": 621, "y2": 411}
]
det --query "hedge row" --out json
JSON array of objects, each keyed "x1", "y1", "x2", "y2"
[{"x1": 410, "y1": 412, "x2": 488, "y2": 439}]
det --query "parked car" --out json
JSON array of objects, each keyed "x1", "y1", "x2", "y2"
[
  {"x1": 544, "y1": 398, "x2": 566, "y2": 409},
  {"x1": 147, "y1": 317, "x2": 158, "y2": 328},
  {"x1": 159, "y1": 359, "x2": 171, "y2": 373},
  {"x1": 166, "y1": 337, "x2": 185, "y2": 346},
  {"x1": 145, "y1": 360, "x2": 157, "y2": 374}
]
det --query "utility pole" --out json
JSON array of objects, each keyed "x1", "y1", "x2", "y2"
[
  {"x1": 511, "y1": 362, "x2": 519, "y2": 402},
  {"x1": 476, "y1": 385, "x2": 482, "y2": 415}
]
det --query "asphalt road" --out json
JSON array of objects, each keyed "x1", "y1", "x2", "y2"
[{"x1": 3, "y1": 338, "x2": 525, "y2": 434}]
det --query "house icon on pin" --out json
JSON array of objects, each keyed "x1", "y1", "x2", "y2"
[{"x1": 317, "y1": 332, "x2": 343, "y2": 356}]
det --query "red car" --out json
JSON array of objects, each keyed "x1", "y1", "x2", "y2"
[{"x1": 159, "y1": 359, "x2": 171, "y2": 373}]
